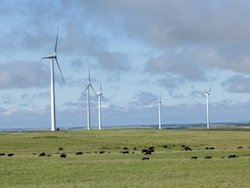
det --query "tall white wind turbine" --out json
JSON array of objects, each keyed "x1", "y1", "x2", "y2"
[
  {"x1": 84, "y1": 66, "x2": 96, "y2": 130},
  {"x1": 158, "y1": 94, "x2": 162, "y2": 130},
  {"x1": 96, "y1": 78, "x2": 104, "y2": 130},
  {"x1": 42, "y1": 27, "x2": 65, "y2": 131},
  {"x1": 205, "y1": 86, "x2": 212, "y2": 129}
]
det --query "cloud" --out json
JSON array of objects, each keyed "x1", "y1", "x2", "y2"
[
  {"x1": 222, "y1": 75, "x2": 250, "y2": 93},
  {"x1": 0, "y1": 61, "x2": 51, "y2": 89}
]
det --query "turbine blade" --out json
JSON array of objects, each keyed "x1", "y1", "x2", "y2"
[
  {"x1": 55, "y1": 57, "x2": 66, "y2": 85},
  {"x1": 90, "y1": 84, "x2": 96, "y2": 95},
  {"x1": 54, "y1": 27, "x2": 59, "y2": 54},
  {"x1": 209, "y1": 84, "x2": 212, "y2": 93},
  {"x1": 84, "y1": 85, "x2": 89, "y2": 93}
]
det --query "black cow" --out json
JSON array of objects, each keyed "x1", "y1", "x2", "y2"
[
  {"x1": 141, "y1": 149, "x2": 147, "y2": 153},
  {"x1": 228, "y1": 155, "x2": 237, "y2": 159},
  {"x1": 148, "y1": 147, "x2": 154, "y2": 152},
  {"x1": 144, "y1": 150, "x2": 152, "y2": 155},
  {"x1": 39, "y1": 152, "x2": 46, "y2": 157},
  {"x1": 99, "y1": 151, "x2": 105, "y2": 154},
  {"x1": 123, "y1": 147, "x2": 129, "y2": 150},
  {"x1": 58, "y1": 147, "x2": 63, "y2": 151},
  {"x1": 60, "y1": 153, "x2": 67, "y2": 158},
  {"x1": 204, "y1": 156, "x2": 212, "y2": 159},
  {"x1": 0, "y1": 153, "x2": 5, "y2": 156},
  {"x1": 141, "y1": 157, "x2": 150, "y2": 160},
  {"x1": 191, "y1": 156, "x2": 198, "y2": 159},
  {"x1": 184, "y1": 146, "x2": 192, "y2": 151},
  {"x1": 76, "y1": 152, "x2": 83, "y2": 155},
  {"x1": 122, "y1": 151, "x2": 129, "y2": 154},
  {"x1": 7, "y1": 154, "x2": 14, "y2": 157}
]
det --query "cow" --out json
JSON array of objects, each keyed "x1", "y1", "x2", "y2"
[
  {"x1": 183, "y1": 146, "x2": 192, "y2": 151},
  {"x1": 39, "y1": 152, "x2": 46, "y2": 157},
  {"x1": 58, "y1": 147, "x2": 63, "y2": 151},
  {"x1": 163, "y1": 145, "x2": 168, "y2": 148},
  {"x1": 47, "y1": 154, "x2": 51, "y2": 157},
  {"x1": 0, "y1": 153, "x2": 5, "y2": 156},
  {"x1": 191, "y1": 156, "x2": 198, "y2": 159},
  {"x1": 122, "y1": 151, "x2": 129, "y2": 154},
  {"x1": 148, "y1": 147, "x2": 154, "y2": 152},
  {"x1": 76, "y1": 152, "x2": 83, "y2": 155},
  {"x1": 237, "y1": 146, "x2": 243, "y2": 149},
  {"x1": 123, "y1": 147, "x2": 129, "y2": 150},
  {"x1": 99, "y1": 151, "x2": 105, "y2": 154},
  {"x1": 60, "y1": 153, "x2": 67, "y2": 158},
  {"x1": 144, "y1": 150, "x2": 152, "y2": 155},
  {"x1": 141, "y1": 157, "x2": 150, "y2": 160},
  {"x1": 210, "y1": 147, "x2": 215, "y2": 150},
  {"x1": 228, "y1": 155, "x2": 237, "y2": 159},
  {"x1": 133, "y1": 147, "x2": 138, "y2": 150},
  {"x1": 7, "y1": 154, "x2": 14, "y2": 157},
  {"x1": 204, "y1": 156, "x2": 212, "y2": 159},
  {"x1": 141, "y1": 149, "x2": 148, "y2": 154}
]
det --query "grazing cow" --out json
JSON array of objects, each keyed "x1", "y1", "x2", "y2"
[
  {"x1": 204, "y1": 156, "x2": 212, "y2": 159},
  {"x1": 141, "y1": 157, "x2": 150, "y2": 160},
  {"x1": 210, "y1": 147, "x2": 215, "y2": 150},
  {"x1": 0, "y1": 153, "x2": 5, "y2": 156},
  {"x1": 191, "y1": 156, "x2": 198, "y2": 159},
  {"x1": 99, "y1": 151, "x2": 105, "y2": 154},
  {"x1": 60, "y1": 153, "x2": 67, "y2": 158},
  {"x1": 58, "y1": 147, "x2": 63, "y2": 151},
  {"x1": 148, "y1": 147, "x2": 154, "y2": 152},
  {"x1": 237, "y1": 146, "x2": 243, "y2": 149},
  {"x1": 141, "y1": 149, "x2": 148, "y2": 153},
  {"x1": 134, "y1": 147, "x2": 138, "y2": 150},
  {"x1": 39, "y1": 152, "x2": 46, "y2": 157},
  {"x1": 184, "y1": 146, "x2": 192, "y2": 151},
  {"x1": 228, "y1": 155, "x2": 237, "y2": 159},
  {"x1": 7, "y1": 154, "x2": 14, "y2": 157},
  {"x1": 76, "y1": 152, "x2": 83, "y2": 155},
  {"x1": 122, "y1": 151, "x2": 129, "y2": 154},
  {"x1": 144, "y1": 150, "x2": 152, "y2": 155},
  {"x1": 123, "y1": 147, "x2": 129, "y2": 150}
]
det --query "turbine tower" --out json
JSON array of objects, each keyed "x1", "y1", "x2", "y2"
[
  {"x1": 84, "y1": 66, "x2": 96, "y2": 130},
  {"x1": 42, "y1": 27, "x2": 65, "y2": 131},
  {"x1": 158, "y1": 94, "x2": 162, "y2": 130},
  {"x1": 96, "y1": 78, "x2": 104, "y2": 130},
  {"x1": 205, "y1": 86, "x2": 212, "y2": 129}
]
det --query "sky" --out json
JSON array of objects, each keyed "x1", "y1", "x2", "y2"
[{"x1": 1, "y1": 0, "x2": 250, "y2": 129}]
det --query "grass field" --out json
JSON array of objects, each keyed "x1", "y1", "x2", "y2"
[{"x1": 0, "y1": 128, "x2": 249, "y2": 187}]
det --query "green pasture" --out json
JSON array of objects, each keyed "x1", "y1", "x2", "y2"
[{"x1": 0, "y1": 128, "x2": 249, "y2": 187}]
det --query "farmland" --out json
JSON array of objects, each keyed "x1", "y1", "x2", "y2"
[{"x1": 0, "y1": 128, "x2": 249, "y2": 187}]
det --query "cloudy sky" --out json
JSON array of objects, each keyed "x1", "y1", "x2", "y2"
[{"x1": 1, "y1": 0, "x2": 250, "y2": 129}]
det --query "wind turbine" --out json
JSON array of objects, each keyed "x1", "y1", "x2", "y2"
[
  {"x1": 158, "y1": 94, "x2": 162, "y2": 130},
  {"x1": 42, "y1": 27, "x2": 65, "y2": 131},
  {"x1": 96, "y1": 78, "x2": 104, "y2": 130},
  {"x1": 84, "y1": 66, "x2": 96, "y2": 130},
  {"x1": 205, "y1": 86, "x2": 212, "y2": 129}
]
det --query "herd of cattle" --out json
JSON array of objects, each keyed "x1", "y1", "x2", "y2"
[{"x1": 0, "y1": 144, "x2": 247, "y2": 160}]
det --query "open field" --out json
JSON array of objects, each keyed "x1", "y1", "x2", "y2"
[{"x1": 0, "y1": 128, "x2": 250, "y2": 188}]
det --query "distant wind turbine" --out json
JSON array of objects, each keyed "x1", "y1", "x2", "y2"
[
  {"x1": 158, "y1": 94, "x2": 162, "y2": 130},
  {"x1": 84, "y1": 66, "x2": 96, "y2": 130},
  {"x1": 96, "y1": 78, "x2": 104, "y2": 130},
  {"x1": 205, "y1": 85, "x2": 212, "y2": 129},
  {"x1": 42, "y1": 27, "x2": 65, "y2": 131}
]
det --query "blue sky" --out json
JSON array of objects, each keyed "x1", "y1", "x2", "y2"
[{"x1": 1, "y1": 0, "x2": 250, "y2": 129}]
